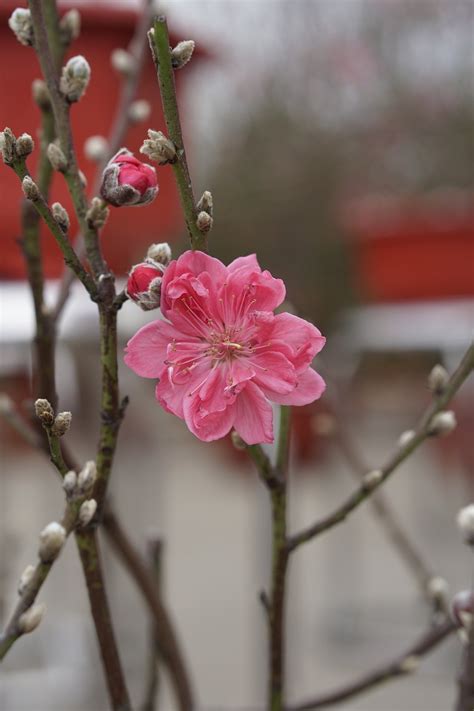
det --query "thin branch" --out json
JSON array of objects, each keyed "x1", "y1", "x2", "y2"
[
  {"x1": 53, "y1": 0, "x2": 155, "y2": 319},
  {"x1": 102, "y1": 508, "x2": 195, "y2": 711},
  {"x1": 287, "y1": 343, "x2": 474, "y2": 552},
  {"x1": 285, "y1": 618, "x2": 456, "y2": 710},
  {"x1": 141, "y1": 536, "x2": 164, "y2": 711},
  {"x1": 150, "y1": 15, "x2": 208, "y2": 252}
]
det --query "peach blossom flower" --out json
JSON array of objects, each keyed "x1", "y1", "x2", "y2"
[{"x1": 125, "y1": 251, "x2": 325, "y2": 443}]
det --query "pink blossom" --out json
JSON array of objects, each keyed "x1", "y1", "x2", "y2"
[
  {"x1": 100, "y1": 148, "x2": 158, "y2": 207},
  {"x1": 125, "y1": 251, "x2": 326, "y2": 444}
]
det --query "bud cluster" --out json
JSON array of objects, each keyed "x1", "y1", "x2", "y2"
[
  {"x1": 0, "y1": 127, "x2": 34, "y2": 165},
  {"x1": 140, "y1": 129, "x2": 176, "y2": 166},
  {"x1": 196, "y1": 190, "x2": 214, "y2": 232},
  {"x1": 63, "y1": 461, "x2": 97, "y2": 499},
  {"x1": 125, "y1": 242, "x2": 172, "y2": 311},
  {"x1": 60, "y1": 55, "x2": 91, "y2": 103}
]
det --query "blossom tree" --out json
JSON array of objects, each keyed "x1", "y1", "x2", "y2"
[{"x1": 0, "y1": 3, "x2": 473, "y2": 711}]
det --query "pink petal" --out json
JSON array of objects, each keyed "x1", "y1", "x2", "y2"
[
  {"x1": 183, "y1": 389, "x2": 236, "y2": 442},
  {"x1": 268, "y1": 313, "x2": 326, "y2": 374},
  {"x1": 233, "y1": 382, "x2": 274, "y2": 444},
  {"x1": 250, "y1": 351, "x2": 296, "y2": 394},
  {"x1": 155, "y1": 361, "x2": 208, "y2": 418},
  {"x1": 264, "y1": 368, "x2": 326, "y2": 406},
  {"x1": 124, "y1": 320, "x2": 184, "y2": 378},
  {"x1": 227, "y1": 254, "x2": 260, "y2": 273}
]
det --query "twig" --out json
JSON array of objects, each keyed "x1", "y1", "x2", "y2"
[
  {"x1": 53, "y1": 0, "x2": 155, "y2": 319},
  {"x1": 455, "y1": 552, "x2": 474, "y2": 711},
  {"x1": 149, "y1": 15, "x2": 208, "y2": 252},
  {"x1": 141, "y1": 536, "x2": 164, "y2": 711},
  {"x1": 287, "y1": 344, "x2": 474, "y2": 552},
  {"x1": 285, "y1": 618, "x2": 456, "y2": 710},
  {"x1": 333, "y1": 415, "x2": 448, "y2": 615},
  {"x1": 102, "y1": 508, "x2": 195, "y2": 711}
]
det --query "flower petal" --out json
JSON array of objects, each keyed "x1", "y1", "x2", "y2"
[
  {"x1": 124, "y1": 320, "x2": 185, "y2": 378},
  {"x1": 233, "y1": 382, "x2": 274, "y2": 444},
  {"x1": 183, "y1": 387, "x2": 235, "y2": 442},
  {"x1": 268, "y1": 313, "x2": 326, "y2": 374},
  {"x1": 264, "y1": 368, "x2": 326, "y2": 406},
  {"x1": 250, "y1": 351, "x2": 296, "y2": 394}
]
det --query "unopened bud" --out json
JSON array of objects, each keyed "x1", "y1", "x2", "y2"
[
  {"x1": 22, "y1": 176, "x2": 40, "y2": 201},
  {"x1": 140, "y1": 129, "x2": 176, "y2": 165},
  {"x1": 18, "y1": 603, "x2": 45, "y2": 634},
  {"x1": 0, "y1": 127, "x2": 17, "y2": 164},
  {"x1": 18, "y1": 565, "x2": 35, "y2": 596},
  {"x1": 428, "y1": 364, "x2": 449, "y2": 396},
  {"x1": 38, "y1": 522, "x2": 66, "y2": 562},
  {"x1": 111, "y1": 48, "x2": 136, "y2": 75},
  {"x1": 171, "y1": 40, "x2": 195, "y2": 70},
  {"x1": 231, "y1": 430, "x2": 247, "y2": 451},
  {"x1": 63, "y1": 470, "x2": 77, "y2": 495},
  {"x1": 16, "y1": 133, "x2": 34, "y2": 158},
  {"x1": 100, "y1": 149, "x2": 158, "y2": 207},
  {"x1": 427, "y1": 410, "x2": 456, "y2": 437},
  {"x1": 452, "y1": 590, "x2": 474, "y2": 633},
  {"x1": 128, "y1": 99, "x2": 151, "y2": 123},
  {"x1": 196, "y1": 190, "x2": 213, "y2": 217},
  {"x1": 457, "y1": 504, "x2": 474, "y2": 545},
  {"x1": 60, "y1": 8, "x2": 81, "y2": 44},
  {"x1": 362, "y1": 469, "x2": 383, "y2": 490},
  {"x1": 196, "y1": 211, "x2": 213, "y2": 232},
  {"x1": 399, "y1": 655, "x2": 420, "y2": 674},
  {"x1": 51, "y1": 411, "x2": 72, "y2": 437},
  {"x1": 60, "y1": 55, "x2": 91, "y2": 102},
  {"x1": 51, "y1": 202, "x2": 70, "y2": 232},
  {"x1": 126, "y1": 262, "x2": 163, "y2": 311},
  {"x1": 34, "y1": 398, "x2": 54, "y2": 426},
  {"x1": 86, "y1": 197, "x2": 109, "y2": 229},
  {"x1": 426, "y1": 576, "x2": 449, "y2": 600},
  {"x1": 47, "y1": 142, "x2": 68, "y2": 172},
  {"x1": 77, "y1": 460, "x2": 96, "y2": 493},
  {"x1": 8, "y1": 8, "x2": 34, "y2": 46},
  {"x1": 32, "y1": 79, "x2": 50, "y2": 110},
  {"x1": 398, "y1": 429, "x2": 416, "y2": 448},
  {"x1": 84, "y1": 135, "x2": 108, "y2": 163},
  {"x1": 146, "y1": 242, "x2": 172, "y2": 267},
  {"x1": 79, "y1": 499, "x2": 97, "y2": 527}
]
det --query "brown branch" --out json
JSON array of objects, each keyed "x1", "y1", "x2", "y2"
[
  {"x1": 141, "y1": 536, "x2": 163, "y2": 711},
  {"x1": 285, "y1": 618, "x2": 456, "y2": 710},
  {"x1": 102, "y1": 508, "x2": 195, "y2": 711},
  {"x1": 287, "y1": 344, "x2": 474, "y2": 552}
]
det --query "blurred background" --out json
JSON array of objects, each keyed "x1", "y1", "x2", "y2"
[{"x1": 1, "y1": 0, "x2": 473, "y2": 709}]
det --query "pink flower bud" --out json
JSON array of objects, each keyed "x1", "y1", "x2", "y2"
[
  {"x1": 100, "y1": 148, "x2": 158, "y2": 207},
  {"x1": 126, "y1": 262, "x2": 164, "y2": 311}
]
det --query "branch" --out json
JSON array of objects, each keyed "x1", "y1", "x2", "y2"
[
  {"x1": 287, "y1": 343, "x2": 474, "y2": 552},
  {"x1": 141, "y1": 536, "x2": 163, "y2": 711},
  {"x1": 149, "y1": 15, "x2": 208, "y2": 251},
  {"x1": 102, "y1": 508, "x2": 195, "y2": 711},
  {"x1": 285, "y1": 618, "x2": 456, "y2": 710}
]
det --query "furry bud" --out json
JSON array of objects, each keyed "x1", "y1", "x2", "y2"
[
  {"x1": 60, "y1": 55, "x2": 91, "y2": 102},
  {"x1": 34, "y1": 398, "x2": 54, "y2": 427},
  {"x1": 32, "y1": 79, "x2": 50, "y2": 110},
  {"x1": 86, "y1": 197, "x2": 109, "y2": 229},
  {"x1": 79, "y1": 499, "x2": 97, "y2": 527},
  {"x1": 19, "y1": 604, "x2": 45, "y2": 634},
  {"x1": 196, "y1": 190, "x2": 213, "y2": 217},
  {"x1": 427, "y1": 410, "x2": 456, "y2": 437},
  {"x1": 126, "y1": 262, "x2": 164, "y2": 311},
  {"x1": 18, "y1": 565, "x2": 35, "y2": 596},
  {"x1": 196, "y1": 210, "x2": 213, "y2": 232},
  {"x1": 0, "y1": 127, "x2": 17, "y2": 164},
  {"x1": 60, "y1": 9, "x2": 81, "y2": 44},
  {"x1": 51, "y1": 202, "x2": 70, "y2": 232},
  {"x1": 8, "y1": 8, "x2": 34, "y2": 46},
  {"x1": 38, "y1": 522, "x2": 66, "y2": 562},
  {"x1": 100, "y1": 149, "x2": 158, "y2": 207},
  {"x1": 428, "y1": 364, "x2": 449, "y2": 396},
  {"x1": 77, "y1": 461, "x2": 97, "y2": 493},
  {"x1": 171, "y1": 40, "x2": 195, "y2": 69},
  {"x1": 140, "y1": 129, "x2": 176, "y2": 165},
  {"x1": 16, "y1": 133, "x2": 34, "y2": 158},
  {"x1": 146, "y1": 242, "x2": 172, "y2": 267},
  {"x1": 22, "y1": 176, "x2": 40, "y2": 201},
  {"x1": 362, "y1": 469, "x2": 383, "y2": 490},
  {"x1": 51, "y1": 411, "x2": 72, "y2": 437},
  {"x1": 398, "y1": 429, "x2": 416, "y2": 448},
  {"x1": 111, "y1": 48, "x2": 136, "y2": 75},
  {"x1": 63, "y1": 470, "x2": 78, "y2": 496},
  {"x1": 84, "y1": 135, "x2": 108, "y2": 163},
  {"x1": 47, "y1": 142, "x2": 68, "y2": 172},
  {"x1": 128, "y1": 100, "x2": 151, "y2": 123}
]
